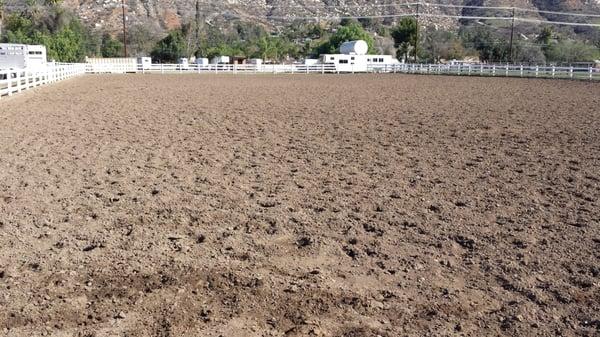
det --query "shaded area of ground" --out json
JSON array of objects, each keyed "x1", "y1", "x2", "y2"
[{"x1": 0, "y1": 74, "x2": 599, "y2": 336}]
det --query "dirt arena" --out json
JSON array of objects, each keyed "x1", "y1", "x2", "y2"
[{"x1": 0, "y1": 74, "x2": 599, "y2": 336}]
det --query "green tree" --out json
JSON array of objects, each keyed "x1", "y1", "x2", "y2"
[
  {"x1": 318, "y1": 23, "x2": 375, "y2": 54},
  {"x1": 42, "y1": 20, "x2": 87, "y2": 62},
  {"x1": 546, "y1": 40, "x2": 598, "y2": 63},
  {"x1": 3, "y1": 8, "x2": 91, "y2": 62},
  {"x1": 128, "y1": 24, "x2": 159, "y2": 56},
  {"x1": 0, "y1": 0, "x2": 5, "y2": 37},
  {"x1": 461, "y1": 26, "x2": 509, "y2": 63},
  {"x1": 151, "y1": 30, "x2": 186, "y2": 63},
  {"x1": 100, "y1": 33, "x2": 123, "y2": 57},
  {"x1": 391, "y1": 17, "x2": 417, "y2": 61}
]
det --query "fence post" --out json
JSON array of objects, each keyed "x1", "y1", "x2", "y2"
[
  {"x1": 16, "y1": 71, "x2": 22, "y2": 93},
  {"x1": 535, "y1": 66, "x2": 539, "y2": 78},
  {"x1": 589, "y1": 67, "x2": 593, "y2": 80},
  {"x1": 7, "y1": 72, "x2": 12, "y2": 96},
  {"x1": 492, "y1": 65, "x2": 496, "y2": 76},
  {"x1": 321, "y1": 63, "x2": 325, "y2": 74},
  {"x1": 505, "y1": 65, "x2": 509, "y2": 77},
  {"x1": 520, "y1": 65, "x2": 523, "y2": 77},
  {"x1": 552, "y1": 66, "x2": 555, "y2": 78},
  {"x1": 569, "y1": 66, "x2": 573, "y2": 79}
]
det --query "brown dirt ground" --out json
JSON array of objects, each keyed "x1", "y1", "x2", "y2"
[{"x1": 0, "y1": 74, "x2": 599, "y2": 337}]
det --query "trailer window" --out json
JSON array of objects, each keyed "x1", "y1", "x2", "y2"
[
  {"x1": 339, "y1": 59, "x2": 348, "y2": 64},
  {"x1": 379, "y1": 58, "x2": 384, "y2": 62}
]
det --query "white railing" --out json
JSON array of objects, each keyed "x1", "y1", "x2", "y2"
[
  {"x1": 368, "y1": 63, "x2": 600, "y2": 81},
  {"x1": 143, "y1": 63, "x2": 339, "y2": 74},
  {"x1": 0, "y1": 62, "x2": 86, "y2": 99},
  {"x1": 83, "y1": 61, "x2": 600, "y2": 80},
  {"x1": 85, "y1": 63, "x2": 339, "y2": 75},
  {"x1": 2, "y1": 61, "x2": 597, "y2": 100}
]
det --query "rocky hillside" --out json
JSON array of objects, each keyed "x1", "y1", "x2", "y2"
[{"x1": 5, "y1": 0, "x2": 600, "y2": 35}]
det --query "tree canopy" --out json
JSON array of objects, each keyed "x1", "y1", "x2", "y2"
[
  {"x1": 317, "y1": 23, "x2": 375, "y2": 54},
  {"x1": 150, "y1": 30, "x2": 186, "y2": 63},
  {"x1": 1, "y1": 8, "x2": 90, "y2": 62}
]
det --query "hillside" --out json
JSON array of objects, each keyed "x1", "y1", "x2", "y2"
[{"x1": 4, "y1": 0, "x2": 600, "y2": 36}]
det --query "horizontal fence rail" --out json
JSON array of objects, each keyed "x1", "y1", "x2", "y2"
[
  {"x1": 0, "y1": 63, "x2": 86, "y2": 99},
  {"x1": 371, "y1": 63, "x2": 600, "y2": 81}
]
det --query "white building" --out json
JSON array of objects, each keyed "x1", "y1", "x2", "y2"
[
  {"x1": 318, "y1": 40, "x2": 400, "y2": 72},
  {"x1": 0, "y1": 44, "x2": 47, "y2": 71}
]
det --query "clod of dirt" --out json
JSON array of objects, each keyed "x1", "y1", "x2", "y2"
[
  {"x1": 428, "y1": 204, "x2": 442, "y2": 213},
  {"x1": 196, "y1": 234, "x2": 206, "y2": 244},
  {"x1": 348, "y1": 238, "x2": 358, "y2": 245},
  {"x1": 454, "y1": 236, "x2": 475, "y2": 250},
  {"x1": 455, "y1": 201, "x2": 468, "y2": 207},
  {"x1": 363, "y1": 223, "x2": 384, "y2": 236},
  {"x1": 115, "y1": 311, "x2": 126, "y2": 319},
  {"x1": 390, "y1": 192, "x2": 402, "y2": 199},
  {"x1": 343, "y1": 246, "x2": 359, "y2": 259},
  {"x1": 258, "y1": 200, "x2": 277, "y2": 208},
  {"x1": 512, "y1": 239, "x2": 528, "y2": 249},
  {"x1": 0, "y1": 270, "x2": 4, "y2": 279},
  {"x1": 296, "y1": 237, "x2": 312, "y2": 248},
  {"x1": 82, "y1": 244, "x2": 98, "y2": 252},
  {"x1": 151, "y1": 189, "x2": 160, "y2": 195}
]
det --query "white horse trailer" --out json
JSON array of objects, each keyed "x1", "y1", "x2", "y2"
[
  {"x1": 317, "y1": 40, "x2": 400, "y2": 72},
  {"x1": 196, "y1": 58, "x2": 209, "y2": 66},
  {"x1": 0, "y1": 44, "x2": 47, "y2": 71},
  {"x1": 137, "y1": 57, "x2": 152, "y2": 70},
  {"x1": 211, "y1": 56, "x2": 230, "y2": 64}
]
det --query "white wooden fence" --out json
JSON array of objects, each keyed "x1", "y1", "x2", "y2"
[
  {"x1": 0, "y1": 63, "x2": 86, "y2": 99},
  {"x1": 85, "y1": 62, "x2": 339, "y2": 75},
  {"x1": 85, "y1": 61, "x2": 600, "y2": 80},
  {"x1": 2, "y1": 61, "x2": 598, "y2": 100},
  {"x1": 371, "y1": 63, "x2": 600, "y2": 81}
]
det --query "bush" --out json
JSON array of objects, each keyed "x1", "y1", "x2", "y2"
[
  {"x1": 100, "y1": 33, "x2": 123, "y2": 58},
  {"x1": 150, "y1": 30, "x2": 186, "y2": 63}
]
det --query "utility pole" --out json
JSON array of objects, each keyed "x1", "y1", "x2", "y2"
[
  {"x1": 509, "y1": 7, "x2": 515, "y2": 64},
  {"x1": 195, "y1": 0, "x2": 201, "y2": 50},
  {"x1": 121, "y1": 0, "x2": 128, "y2": 58},
  {"x1": 415, "y1": 2, "x2": 420, "y2": 63}
]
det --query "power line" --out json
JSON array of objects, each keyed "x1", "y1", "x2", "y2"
[
  {"x1": 244, "y1": 11, "x2": 600, "y2": 28},
  {"x1": 226, "y1": 1, "x2": 600, "y2": 19}
]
